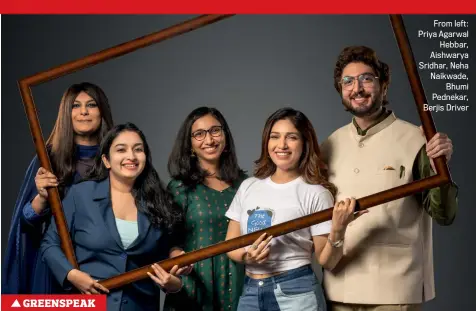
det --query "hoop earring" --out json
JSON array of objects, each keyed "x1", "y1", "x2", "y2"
[{"x1": 191, "y1": 149, "x2": 196, "y2": 157}]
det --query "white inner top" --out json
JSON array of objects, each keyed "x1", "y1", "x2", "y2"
[{"x1": 115, "y1": 218, "x2": 139, "y2": 249}]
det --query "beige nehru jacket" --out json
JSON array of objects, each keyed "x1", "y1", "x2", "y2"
[{"x1": 320, "y1": 113, "x2": 434, "y2": 304}]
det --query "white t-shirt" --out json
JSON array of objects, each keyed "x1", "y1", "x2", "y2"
[{"x1": 225, "y1": 176, "x2": 334, "y2": 274}]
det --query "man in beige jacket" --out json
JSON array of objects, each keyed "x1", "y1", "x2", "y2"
[{"x1": 320, "y1": 46, "x2": 458, "y2": 311}]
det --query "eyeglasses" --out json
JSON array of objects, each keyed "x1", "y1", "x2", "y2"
[
  {"x1": 340, "y1": 73, "x2": 379, "y2": 90},
  {"x1": 191, "y1": 126, "x2": 223, "y2": 141}
]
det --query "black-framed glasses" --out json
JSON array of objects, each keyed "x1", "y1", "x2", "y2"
[
  {"x1": 191, "y1": 126, "x2": 223, "y2": 141},
  {"x1": 340, "y1": 73, "x2": 379, "y2": 90}
]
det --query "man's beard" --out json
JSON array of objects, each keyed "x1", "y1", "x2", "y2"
[{"x1": 342, "y1": 90, "x2": 382, "y2": 118}]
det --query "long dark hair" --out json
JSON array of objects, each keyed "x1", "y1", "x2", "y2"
[
  {"x1": 254, "y1": 108, "x2": 337, "y2": 197},
  {"x1": 87, "y1": 123, "x2": 182, "y2": 231},
  {"x1": 46, "y1": 82, "x2": 114, "y2": 196},
  {"x1": 168, "y1": 107, "x2": 243, "y2": 188}
]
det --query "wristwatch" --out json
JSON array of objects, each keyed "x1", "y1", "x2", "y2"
[{"x1": 328, "y1": 236, "x2": 344, "y2": 248}]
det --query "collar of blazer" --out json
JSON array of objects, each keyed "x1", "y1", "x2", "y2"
[{"x1": 91, "y1": 177, "x2": 153, "y2": 251}]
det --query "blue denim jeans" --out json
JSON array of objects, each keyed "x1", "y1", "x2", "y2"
[{"x1": 237, "y1": 265, "x2": 326, "y2": 311}]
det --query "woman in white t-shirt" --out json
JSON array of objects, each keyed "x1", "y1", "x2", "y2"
[{"x1": 225, "y1": 108, "x2": 367, "y2": 311}]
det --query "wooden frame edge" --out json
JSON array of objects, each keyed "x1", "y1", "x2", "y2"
[
  {"x1": 17, "y1": 14, "x2": 452, "y2": 291},
  {"x1": 18, "y1": 14, "x2": 234, "y2": 269}
]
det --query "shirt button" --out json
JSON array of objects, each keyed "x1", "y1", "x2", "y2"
[
  {"x1": 229, "y1": 272, "x2": 232, "y2": 276},
  {"x1": 122, "y1": 299, "x2": 128, "y2": 304},
  {"x1": 354, "y1": 168, "x2": 360, "y2": 174},
  {"x1": 358, "y1": 142, "x2": 364, "y2": 148},
  {"x1": 258, "y1": 281, "x2": 264, "y2": 286},
  {"x1": 228, "y1": 288, "x2": 232, "y2": 292}
]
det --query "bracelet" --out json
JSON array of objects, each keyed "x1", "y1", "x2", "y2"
[{"x1": 327, "y1": 236, "x2": 344, "y2": 248}]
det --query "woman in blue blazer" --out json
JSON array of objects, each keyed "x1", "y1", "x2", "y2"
[{"x1": 40, "y1": 123, "x2": 186, "y2": 311}]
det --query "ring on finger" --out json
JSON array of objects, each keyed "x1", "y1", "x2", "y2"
[{"x1": 251, "y1": 244, "x2": 258, "y2": 249}]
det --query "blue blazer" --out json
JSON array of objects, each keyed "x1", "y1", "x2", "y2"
[{"x1": 40, "y1": 177, "x2": 173, "y2": 311}]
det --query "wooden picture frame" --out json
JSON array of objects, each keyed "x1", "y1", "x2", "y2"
[{"x1": 18, "y1": 14, "x2": 452, "y2": 290}]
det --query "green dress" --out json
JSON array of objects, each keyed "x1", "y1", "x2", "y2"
[{"x1": 164, "y1": 178, "x2": 246, "y2": 311}]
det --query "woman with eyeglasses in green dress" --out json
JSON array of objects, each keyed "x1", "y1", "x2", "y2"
[{"x1": 163, "y1": 107, "x2": 247, "y2": 311}]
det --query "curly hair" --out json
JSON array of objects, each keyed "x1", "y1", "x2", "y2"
[{"x1": 333, "y1": 46, "x2": 391, "y2": 105}]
